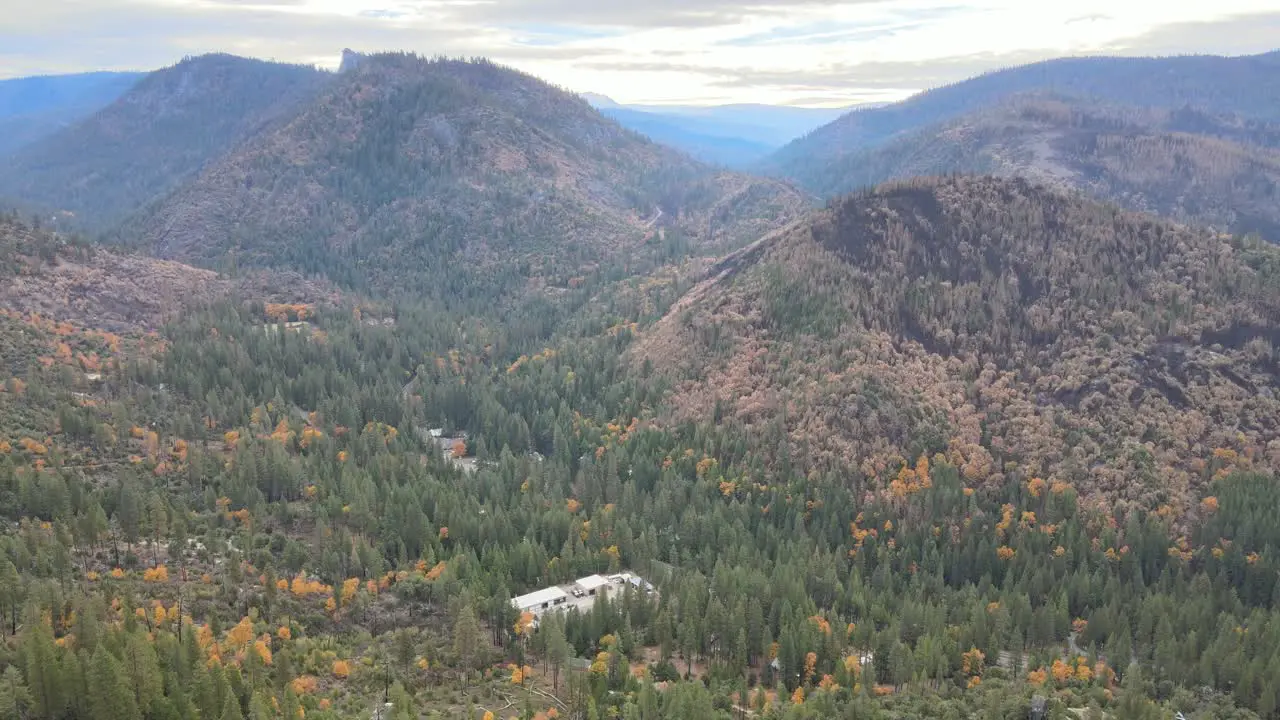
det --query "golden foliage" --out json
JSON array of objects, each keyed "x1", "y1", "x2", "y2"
[
  {"x1": 253, "y1": 639, "x2": 273, "y2": 665},
  {"x1": 961, "y1": 647, "x2": 985, "y2": 675},
  {"x1": 226, "y1": 617, "x2": 255, "y2": 649},
  {"x1": 514, "y1": 612, "x2": 535, "y2": 637}
]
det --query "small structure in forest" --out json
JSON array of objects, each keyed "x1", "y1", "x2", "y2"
[{"x1": 511, "y1": 571, "x2": 652, "y2": 627}]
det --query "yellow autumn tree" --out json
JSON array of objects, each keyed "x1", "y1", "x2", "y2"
[
  {"x1": 340, "y1": 578, "x2": 360, "y2": 607},
  {"x1": 254, "y1": 639, "x2": 273, "y2": 665},
  {"x1": 514, "y1": 612, "x2": 535, "y2": 637},
  {"x1": 226, "y1": 617, "x2": 255, "y2": 649},
  {"x1": 961, "y1": 647, "x2": 985, "y2": 676}
]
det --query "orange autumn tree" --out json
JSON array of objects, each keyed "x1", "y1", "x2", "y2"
[
  {"x1": 961, "y1": 647, "x2": 985, "y2": 677},
  {"x1": 514, "y1": 612, "x2": 535, "y2": 638},
  {"x1": 803, "y1": 652, "x2": 817, "y2": 683}
]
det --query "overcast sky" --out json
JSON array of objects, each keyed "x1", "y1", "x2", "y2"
[{"x1": 3, "y1": 0, "x2": 1279, "y2": 106}]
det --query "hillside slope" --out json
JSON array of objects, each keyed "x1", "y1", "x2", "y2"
[
  {"x1": 0, "y1": 213, "x2": 336, "y2": 334},
  {"x1": 797, "y1": 97, "x2": 1280, "y2": 239},
  {"x1": 0, "y1": 71, "x2": 143, "y2": 157},
  {"x1": 0, "y1": 55, "x2": 329, "y2": 227},
  {"x1": 126, "y1": 54, "x2": 809, "y2": 301},
  {"x1": 764, "y1": 51, "x2": 1280, "y2": 192},
  {"x1": 636, "y1": 176, "x2": 1280, "y2": 506}
]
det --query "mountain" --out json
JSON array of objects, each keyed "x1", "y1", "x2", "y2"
[
  {"x1": 585, "y1": 94, "x2": 853, "y2": 166},
  {"x1": 0, "y1": 55, "x2": 329, "y2": 228},
  {"x1": 791, "y1": 96, "x2": 1280, "y2": 239},
  {"x1": 635, "y1": 175, "x2": 1280, "y2": 505},
  {"x1": 124, "y1": 54, "x2": 810, "y2": 302},
  {"x1": 594, "y1": 107, "x2": 776, "y2": 167},
  {"x1": 765, "y1": 51, "x2": 1280, "y2": 192},
  {"x1": 0, "y1": 71, "x2": 144, "y2": 157}
]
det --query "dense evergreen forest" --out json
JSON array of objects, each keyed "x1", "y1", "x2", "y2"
[{"x1": 0, "y1": 194, "x2": 1277, "y2": 720}]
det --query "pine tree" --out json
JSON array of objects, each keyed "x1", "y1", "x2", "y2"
[
  {"x1": 22, "y1": 621, "x2": 61, "y2": 720},
  {"x1": 220, "y1": 693, "x2": 244, "y2": 720},
  {"x1": 0, "y1": 666, "x2": 31, "y2": 720},
  {"x1": 123, "y1": 628, "x2": 163, "y2": 713},
  {"x1": 0, "y1": 560, "x2": 17, "y2": 636},
  {"x1": 544, "y1": 613, "x2": 572, "y2": 692},
  {"x1": 89, "y1": 645, "x2": 139, "y2": 720},
  {"x1": 453, "y1": 603, "x2": 481, "y2": 688}
]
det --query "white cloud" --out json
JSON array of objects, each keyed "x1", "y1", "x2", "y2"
[{"x1": 1, "y1": 0, "x2": 1277, "y2": 105}]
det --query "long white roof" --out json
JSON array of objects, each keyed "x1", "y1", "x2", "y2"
[
  {"x1": 513, "y1": 586, "x2": 568, "y2": 609},
  {"x1": 575, "y1": 574, "x2": 611, "y2": 591}
]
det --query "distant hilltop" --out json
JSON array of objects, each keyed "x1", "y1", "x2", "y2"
[{"x1": 339, "y1": 48, "x2": 366, "y2": 73}]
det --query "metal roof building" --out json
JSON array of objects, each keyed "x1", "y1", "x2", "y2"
[{"x1": 513, "y1": 586, "x2": 569, "y2": 612}]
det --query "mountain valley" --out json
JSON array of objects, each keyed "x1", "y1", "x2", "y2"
[{"x1": 0, "y1": 45, "x2": 1279, "y2": 720}]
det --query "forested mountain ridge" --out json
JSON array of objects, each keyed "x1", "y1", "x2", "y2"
[
  {"x1": 636, "y1": 175, "x2": 1280, "y2": 507},
  {"x1": 0, "y1": 71, "x2": 143, "y2": 157},
  {"x1": 2, "y1": 192, "x2": 1280, "y2": 719},
  {"x1": 121, "y1": 53, "x2": 809, "y2": 303},
  {"x1": 763, "y1": 50, "x2": 1280, "y2": 193},
  {"x1": 791, "y1": 96, "x2": 1280, "y2": 239},
  {"x1": 0, "y1": 55, "x2": 328, "y2": 227}
]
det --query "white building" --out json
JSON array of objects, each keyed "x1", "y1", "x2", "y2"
[
  {"x1": 512, "y1": 572, "x2": 652, "y2": 626},
  {"x1": 513, "y1": 586, "x2": 569, "y2": 614}
]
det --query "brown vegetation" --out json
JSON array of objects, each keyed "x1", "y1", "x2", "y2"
[{"x1": 636, "y1": 175, "x2": 1280, "y2": 507}]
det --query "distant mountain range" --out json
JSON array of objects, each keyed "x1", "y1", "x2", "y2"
[
  {"x1": 0, "y1": 71, "x2": 144, "y2": 157},
  {"x1": 758, "y1": 50, "x2": 1280, "y2": 240},
  {"x1": 583, "y1": 93, "x2": 855, "y2": 168},
  {"x1": 0, "y1": 55, "x2": 329, "y2": 228},
  {"x1": 0, "y1": 53, "x2": 810, "y2": 308}
]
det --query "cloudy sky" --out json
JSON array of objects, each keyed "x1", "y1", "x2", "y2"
[{"x1": 3, "y1": 0, "x2": 1279, "y2": 106}]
